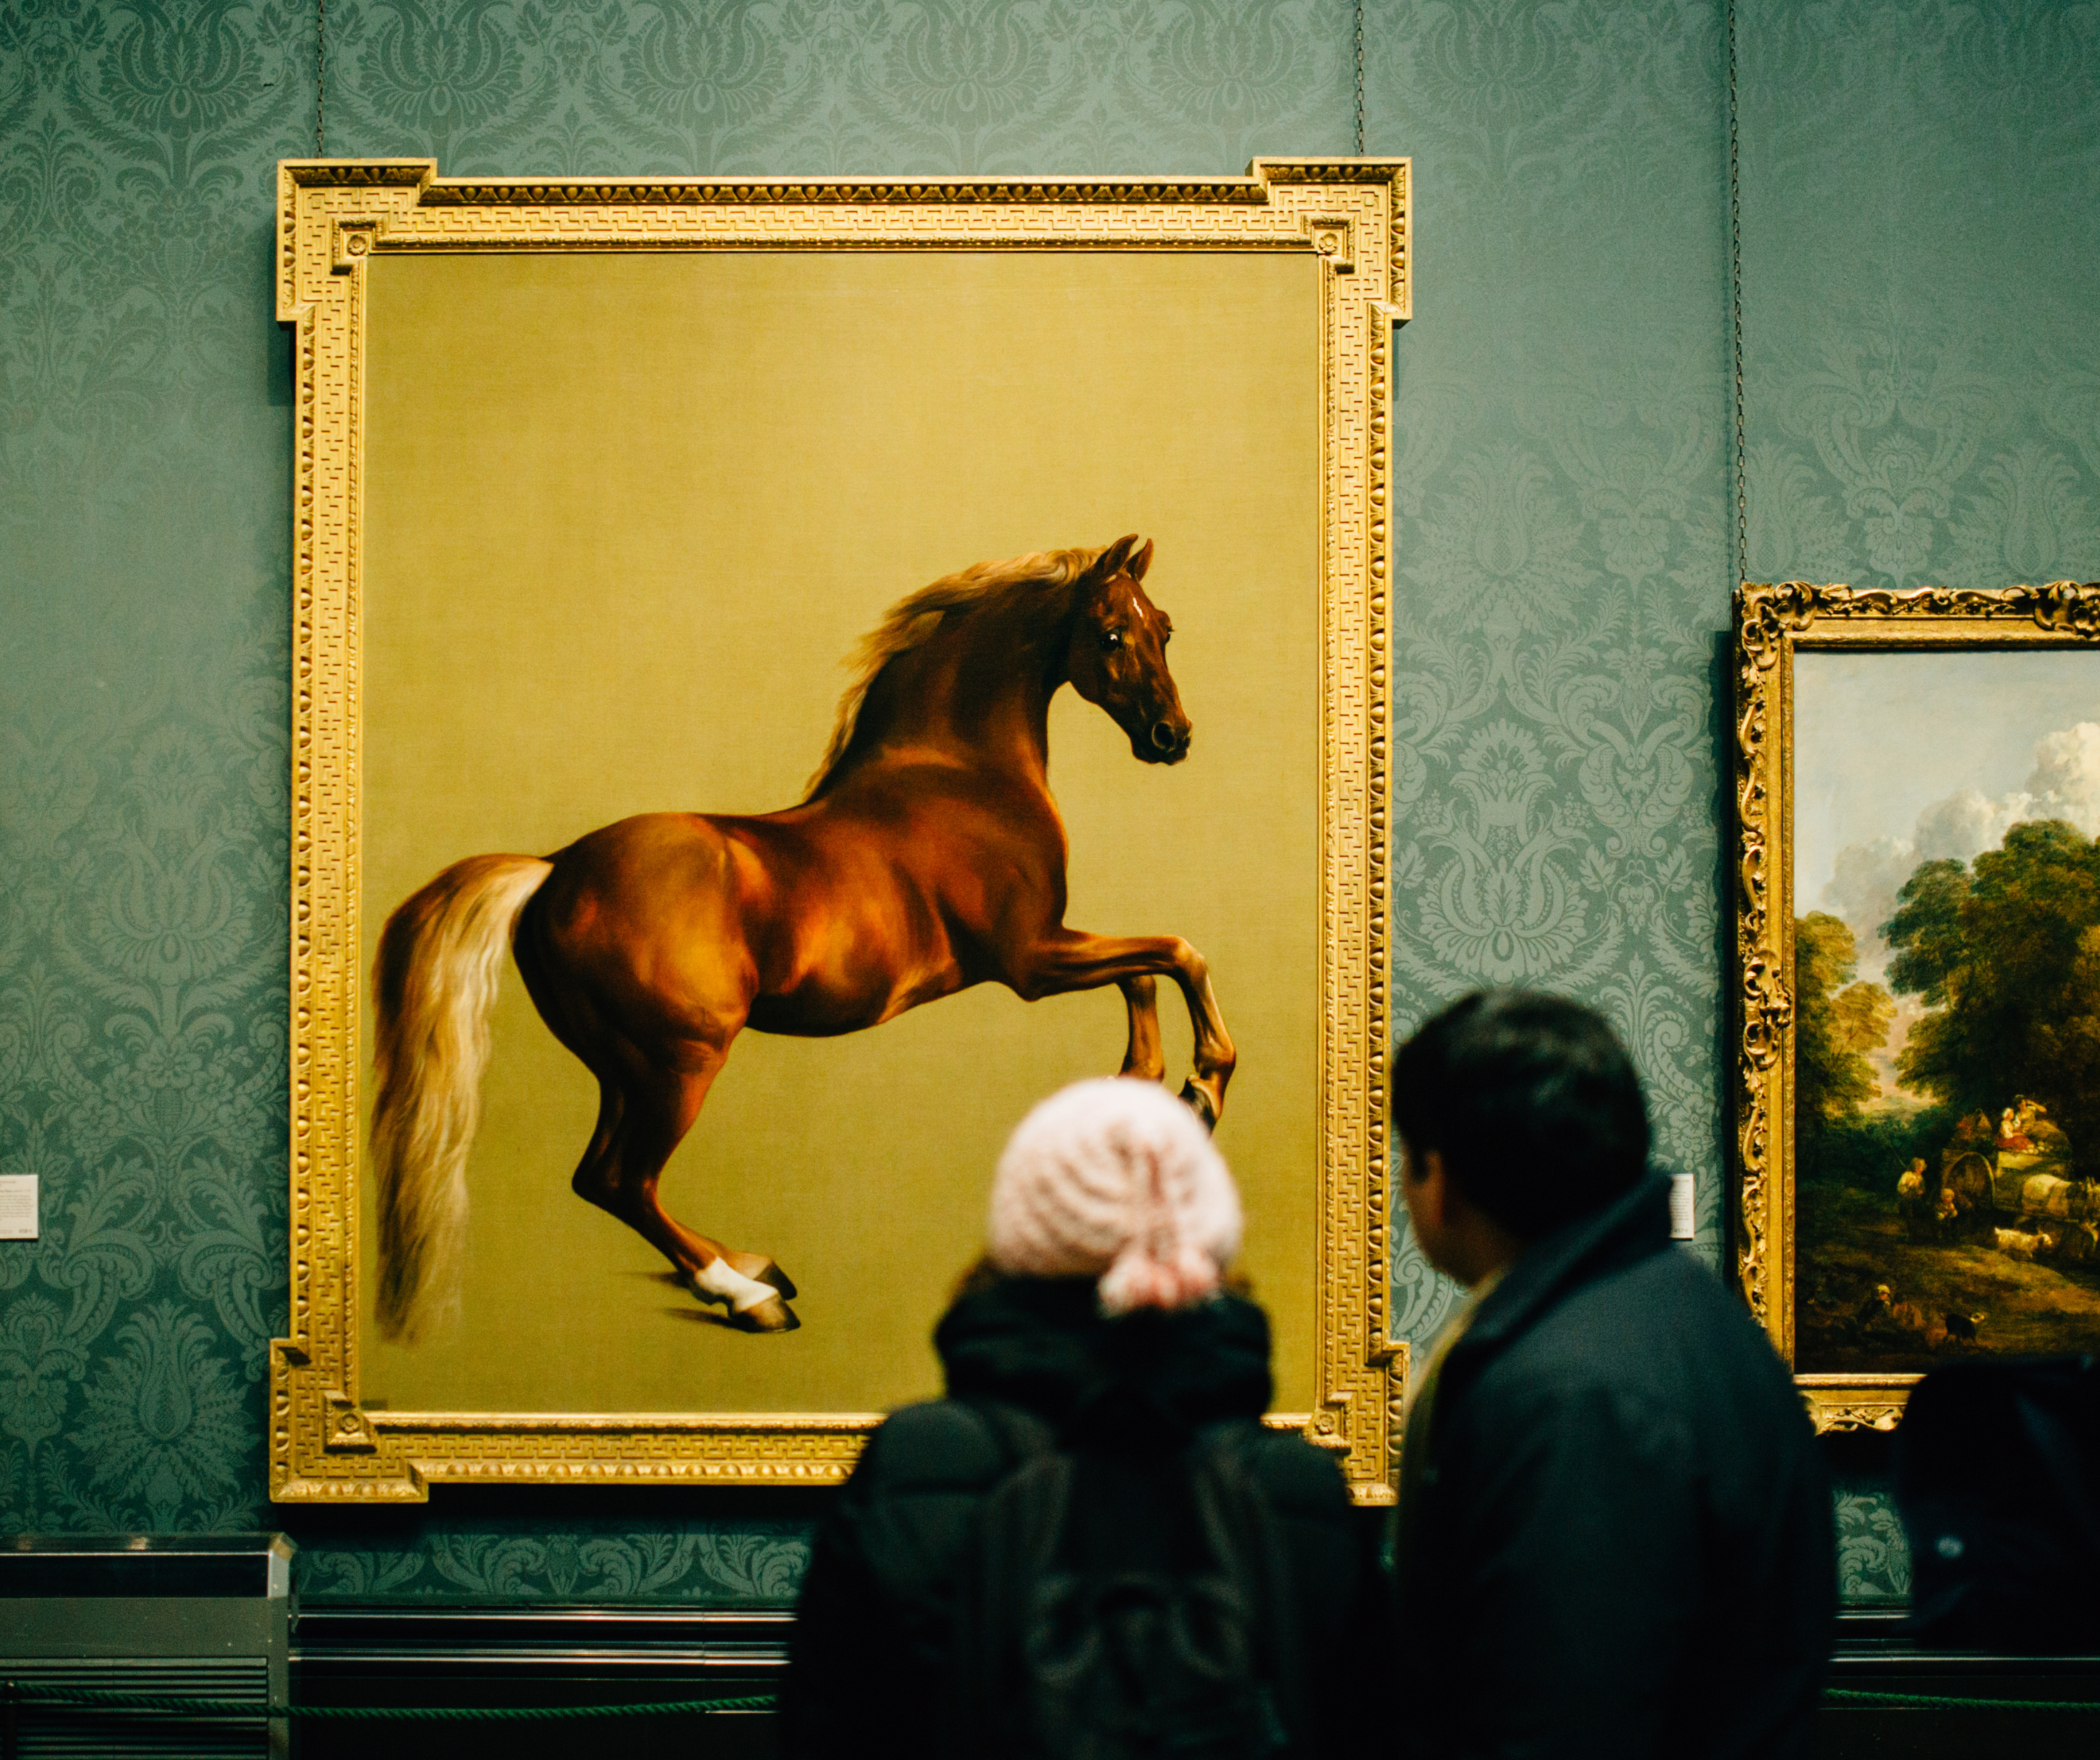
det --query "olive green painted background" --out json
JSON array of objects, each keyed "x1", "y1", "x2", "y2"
[
  {"x1": 359, "y1": 249, "x2": 1319, "y2": 1416},
  {"x1": 5, "y1": 0, "x2": 2096, "y2": 1607}
]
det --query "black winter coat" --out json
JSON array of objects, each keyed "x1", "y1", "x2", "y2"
[
  {"x1": 780, "y1": 1276, "x2": 1385, "y2": 1757},
  {"x1": 1397, "y1": 1176, "x2": 1835, "y2": 1760}
]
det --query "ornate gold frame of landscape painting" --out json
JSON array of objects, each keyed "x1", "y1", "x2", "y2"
[
  {"x1": 269, "y1": 159, "x2": 1410, "y2": 1503},
  {"x1": 1733, "y1": 580, "x2": 2100, "y2": 1433}
]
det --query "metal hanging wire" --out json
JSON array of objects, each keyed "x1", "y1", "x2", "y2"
[
  {"x1": 316, "y1": 0, "x2": 327, "y2": 156},
  {"x1": 1354, "y1": 0, "x2": 1367, "y2": 156}
]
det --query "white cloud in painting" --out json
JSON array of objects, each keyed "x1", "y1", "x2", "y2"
[
  {"x1": 1821, "y1": 721, "x2": 2100, "y2": 975},
  {"x1": 2026, "y1": 721, "x2": 2100, "y2": 832}
]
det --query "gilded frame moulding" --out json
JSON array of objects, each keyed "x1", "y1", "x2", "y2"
[
  {"x1": 269, "y1": 159, "x2": 1410, "y2": 1503},
  {"x1": 1733, "y1": 579, "x2": 2100, "y2": 1433}
]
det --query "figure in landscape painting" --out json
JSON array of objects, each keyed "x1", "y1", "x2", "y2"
[
  {"x1": 1792, "y1": 651, "x2": 2100, "y2": 1372},
  {"x1": 367, "y1": 537, "x2": 1234, "y2": 1341}
]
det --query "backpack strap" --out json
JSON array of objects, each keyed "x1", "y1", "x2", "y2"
[{"x1": 939, "y1": 1404, "x2": 1072, "y2": 1760}]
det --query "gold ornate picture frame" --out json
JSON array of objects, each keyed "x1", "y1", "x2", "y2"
[
  {"x1": 269, "y1": 159, "x2": 1409, "y2": 1503},
  {"x1": 1734, "y1": 580, "x2": 2100, "y2": 1433}
]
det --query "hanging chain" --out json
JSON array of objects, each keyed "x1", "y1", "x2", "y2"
[
  {"x1": 315, "y1": 0, "x2": 327, "y2": 156},
  {"x1": 1727, "y1": 0, "x2": 1746, "y2": 587},
  {"x1": 1354, "y1": 0, "x2": 1366, "y2": 156}
]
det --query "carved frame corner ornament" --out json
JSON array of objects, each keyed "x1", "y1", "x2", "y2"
[
  {"x1": 270, "y1": 159, "x2": 1411, "y2": 1503},
  {"x1": 1731, "y1": 579, "x2": 2100, "y2": 1433}
]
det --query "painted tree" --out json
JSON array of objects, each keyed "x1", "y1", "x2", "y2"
[
  {"x1": 1794, "y1": 911, "x2": 1895, "y2": 1131},
  {"x1": 1886, "y1": 819, "x2": 2100, "y2": 1171}
]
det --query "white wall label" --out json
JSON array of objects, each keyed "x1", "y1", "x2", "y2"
[
  {"x1": 1668, "y1": 1171, "x2": 1696, "y2": 1241},
  {"x1": 0, "y1": 1175, "x2": 37, "y2": 1240}
]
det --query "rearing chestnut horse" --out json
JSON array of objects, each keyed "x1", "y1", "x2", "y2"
[{"x1": 371, "y1": 536, "x2": 1236, "y2": 1338}]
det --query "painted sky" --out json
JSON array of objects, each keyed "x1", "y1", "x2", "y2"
[
  {"x1": 1796, "y1": 647, "x2": 2100, "y2": 975},
  {"x1": 1796, "y1": 649, "x2": 2100, "y2": 1104}
]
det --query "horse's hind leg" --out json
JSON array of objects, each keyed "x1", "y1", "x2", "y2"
[
  {"x1": 571, "y1": 1055, "x2": 800, "y2": 1333},
  {"x1": 511, "y1": 830, "x2": 800, "y2": 1331}
]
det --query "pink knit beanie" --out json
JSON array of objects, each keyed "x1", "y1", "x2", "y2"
[{"x1": 986, "y1": 1078, "x2": 1244, "y2": 1313}]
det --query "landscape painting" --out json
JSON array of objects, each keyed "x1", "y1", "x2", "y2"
[{"x1": 1792, "y1": 647, "x2": 2100, "y2": 1374}]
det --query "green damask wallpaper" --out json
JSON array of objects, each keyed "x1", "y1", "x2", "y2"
[{"x1": 3, "y1": 0, "x2": 2094, "y2": 1609}]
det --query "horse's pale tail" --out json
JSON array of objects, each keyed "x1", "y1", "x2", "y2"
[{"x1": 370, "y1": 852, "x2": 553, "y2": 1342}]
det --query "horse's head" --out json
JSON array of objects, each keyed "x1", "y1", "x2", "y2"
[{"x1": 1063, "y1": 535, "x2": 1191, "y2": 765}]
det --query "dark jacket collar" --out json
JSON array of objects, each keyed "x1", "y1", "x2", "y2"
[
  {"x1": 934, "y1": 1276, "x2": 1273, "y2": 1439},
  {"x1": 1446, "y1": 1173, "x2": 1675, "y2": 1376}
]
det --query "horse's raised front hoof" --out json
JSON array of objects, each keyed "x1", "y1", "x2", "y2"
[
  {"x1": 1178, "y1": 1079, "x2": 1219, "y2": 1133},
  {"x1": 733, "y1": 1295, "x2": 801, "y2": 1334}
]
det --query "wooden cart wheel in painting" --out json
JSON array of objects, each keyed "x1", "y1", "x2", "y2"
[{"x1": 1941, "y1": 1152, "x2": 1994, "y2": 1240}]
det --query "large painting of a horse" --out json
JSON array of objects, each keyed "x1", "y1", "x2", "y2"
[
  {"x1": 270, "y1": 160, "x2": 1407, "y2": 1498},
  {"x1": 350, "y1": 244, "x2": 1327, "y2": 1426},
  {"x1": 372, "y1": 537, "x2": 1233, "y2": 1341}
]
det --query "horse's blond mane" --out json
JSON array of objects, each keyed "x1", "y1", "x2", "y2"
[{"x1": 803, "y1": 545, "x2": 1101, "y2": 798}]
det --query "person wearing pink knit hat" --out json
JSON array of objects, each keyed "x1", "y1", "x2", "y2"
[
  {"x1": 986, "y1": 1076, "x2": 1244, "y2": 1313},
  {"x1": 783, "y1": 1077, "x2": 1382, "y2": 1759}
]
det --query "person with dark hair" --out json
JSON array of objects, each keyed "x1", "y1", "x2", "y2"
[
  {"x1": 781, "y1": 1077, "x2": 1383, "y2": 1758},
  {"x1": 1391, "y1": 990, "x2": 1833, "y2": 1760}
]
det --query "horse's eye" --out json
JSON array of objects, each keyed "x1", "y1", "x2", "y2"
[{"x1": 1100, "y1": 630, "x2": 1123, "y2": 652}]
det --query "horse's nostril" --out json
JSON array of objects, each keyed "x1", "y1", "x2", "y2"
[{"x1": 1151, "y1": 721, "x2": 1179, "y2": 751}]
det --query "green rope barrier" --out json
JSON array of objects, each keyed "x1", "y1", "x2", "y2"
[
  {"x1": 20, "y1": 1682, "x2": 2100, "y2": 1722},
  {"x1": 1826, "y1": 1688, "x2": 2100, "y2": 1714},
  {"x1": 4, "y1": 1684, "x2": 777, "y2": 1720}
]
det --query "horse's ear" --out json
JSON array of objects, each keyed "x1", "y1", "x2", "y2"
[
  {"x1": 1127, "y1": 538, "x2": 1153, "y2": 581},
  {"x1": 1091, "y1": 534, "x2": 1138, "y2": 580}
]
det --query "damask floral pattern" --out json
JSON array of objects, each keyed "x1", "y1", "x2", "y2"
[
  {"x1": 0, "y1": 633, "x2": 288, "y2": 1533},
  {"x1": 1740, "y1": 0, "x2": 2100, "y2": 596},
  {"x1": 298, "y1": 1517, "x2": 813, "y2": 1600},
  {"x1": 72, "y1": 1299, "x2": 250, "y2": 1528},
  {"x1": 320, "y1": 0, "x2": 1350, "y2": 175},
  {"x1": 4, "y1": 0, "x2": 2091, "y2": 1606},
  {"x1": 1373, "y1": 0, "x2": 1731, "y2": 1343},
  {"x1": 1833, "y1": 1481, "x2": 1912, "y2": 1606}
]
